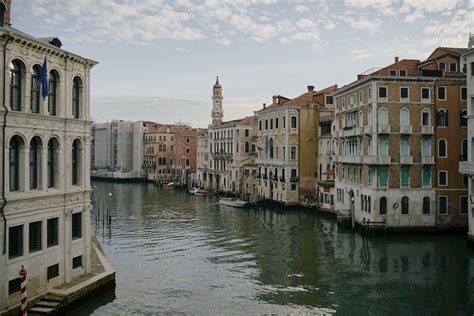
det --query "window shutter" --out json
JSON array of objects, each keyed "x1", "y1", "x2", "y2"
[{"x1": 445, "y1": 110, "x2": 448, "y2": 126}]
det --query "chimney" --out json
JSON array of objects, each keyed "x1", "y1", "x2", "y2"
[
  {"x1": 263, "y1": 103, "x2": 266, "y2": 109},
  {"x1": 307, "y1": 85, "x2": 315, "y2": 92},
  {"x1": 394, "y1": 56, "x2": 399, "y2": 63},
  {"x1": 0, "y1": 0, "x2": 11, "y2": 27},
  {"x1": 272, "y1": 95, "x2": 277, "y2": 104}
]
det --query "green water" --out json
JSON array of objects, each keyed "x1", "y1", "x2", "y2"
[{"x1": 69, "y1": 181, "x2": 474, "y2": 315}]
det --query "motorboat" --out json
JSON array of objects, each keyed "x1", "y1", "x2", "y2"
[
  {"x1": 194, "y1": 189, "x2": 215, "y2": 196},
  {"x1": 219, "y1": 197, "x2": 247, "y2": 208},
  {"x1": 163, "y1": 182, "x2": 175, "y2": 189},
  {"x1": 188, "y1": 187, "x2": 199, "y2": 194}
]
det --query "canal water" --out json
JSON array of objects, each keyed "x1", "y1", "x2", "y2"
[{"x1": 69, "y1": 181, "x2": 474, "y2": 315}]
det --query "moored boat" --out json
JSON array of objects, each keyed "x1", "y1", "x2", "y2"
[
  {"x1": 163, "y1": 182, "x2": 175, "y2": 189},
  {"x1": 219, "y1": 198, "x2": 247, "y2": 208},
  {"x1": 188, "y1": 187, "x2": 199, "y2": 194},
  {"x1": 194, "y1": 189, "x2": 215, "y2": 196}
]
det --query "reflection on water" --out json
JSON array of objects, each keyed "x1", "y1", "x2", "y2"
[{"x1": 70, "y1": 182, "x2": 474, "y2": 315}]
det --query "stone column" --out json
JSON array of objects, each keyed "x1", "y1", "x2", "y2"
[
  {"x1": 21, "y1": 147, "x2": 29, "y2": 193},
  {"x1": 41, "y1": 147, "x2": 48, "y2": 190}
]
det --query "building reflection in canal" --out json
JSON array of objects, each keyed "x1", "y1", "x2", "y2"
[{"x1": 70, "y1": 181, "x2": 474, "y2": 315}]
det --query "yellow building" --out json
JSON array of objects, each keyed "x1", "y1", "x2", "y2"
[{"x1": 256, "y1": 85, "x2": 336, "y2": 205}]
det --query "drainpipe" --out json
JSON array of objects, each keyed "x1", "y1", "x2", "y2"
[{"x1": 1, "y1": 31, "x2": 11, "y2": 255}]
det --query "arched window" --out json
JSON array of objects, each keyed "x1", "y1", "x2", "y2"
[
  {"x1": 421, "y1": 109, "x2": 430, "y2": 126},
  {"x1": 31, "y1": 65, "x2": 41, "y2": 113},
  {"x1": 423, "y1": 196, "x2": 430, "y2": 214},
  {"x1": 438, "y1": 139, "x2": 447, "y2": 158},
  {"x1": 401, "y1": 196, "x2": 409, "y2": 214},
  {"x1": 378, "y1": 108, "x2": 388, "y2": 126},
  {"x1": 437, "y1": 109, "x2": 447, "y2": 127},
  {"x1": 245, "y1": 141, "x2": 249, "y2": 153},
  {"x1": 48, "y1": 70, "x2": 59, "y2": 116},
  {"x1": 400, "y1": 108, "x2": 409, "y2": 126},
  {"x1": 29, "y1": 137, "x2": 41, "y2": 190},
  {"x1": 378, "y1": 137, "x2": 388, "y2": 156},
  {"x1": 10, "y1": 60, "x2": 24, "y2": 111},
  {"x1": 379, "y1": 197, "x2": 387, "y2": 215},
  {"x1": 163, "y1": 157, "x2": 166, "y2": 165},
  {"x1": 461, "y1": 110, "x2": 467, "y2": 127},
  {"x1": 9, "y1": 136, "x2": 21, "y2": 191},
  {"x1": 72, "y1": 139, "x2": 81, "y2": 185},
  {"x1": 47, "y1": 138, "x2": 59, "y2": 188},
  {"x1": 368, "y1": 109, "x2": 372, "y2": 126},
  {"x1": 72, "y1": 77, "x2": 82, "y2": 119}
]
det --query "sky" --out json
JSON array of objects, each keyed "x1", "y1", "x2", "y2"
[{"x1": 12, "y1": 0, "x2": 474, "y2": 127}]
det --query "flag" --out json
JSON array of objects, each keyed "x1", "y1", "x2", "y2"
[{"x1": 40, "y1": 58, "x2": 48, "y2": 100}]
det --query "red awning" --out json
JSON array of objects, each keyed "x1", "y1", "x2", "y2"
[{"x1": 322, "y1": 169, "x2": 335, "y2": 176}]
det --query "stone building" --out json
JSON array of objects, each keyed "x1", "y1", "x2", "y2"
[
  {"x1": 256, "y1": 85, "x2": 336, "y2": 205},
  {"x1": 0, "y1": 2, "x2": 111, "y2": 311},
  {"x1": 459, "y1": 34, "x2": 474, "y2": 244},
  {"x1": 143, "y1": 122, "x2": 197, "y2": 185},
  {"x1": 316, "y1": 105, "x2": 335, "y2": 213},
  {"x1": 418, "y1": 47, "x2": 468, "y2": 229},
  {"x1": 92, "y1": 120, "x2": 144, "y2": 179},
  {"x1": 198, "y1": 78, "x2": 258, "y2": 194}
]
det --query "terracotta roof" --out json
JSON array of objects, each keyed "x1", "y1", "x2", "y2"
[
  {"x1": 213, "y1": 115, "x2": 257, "y2": 128},
  {"x1": 283, "y1": 90, "x2": 323, "y2": 107},
  {"x1": 419, "y1": 47, "x2": 467, "y2": 65}
]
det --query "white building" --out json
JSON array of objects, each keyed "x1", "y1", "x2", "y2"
[
  {"x1": 198, "y1": 78, "x2": 258, "y2": 194},
  {"x1": 0, "y1": 2, "x2": 108, "y2": 310},
  {"x1": 92, "y1": 120, "x2": 144, "y2": 179},
  {"x1": 459, "y1": 34, "x2": 474, "y2": 243},
  {"x1": 316, "y1": 107, "x2": 335, "y2": 212}
]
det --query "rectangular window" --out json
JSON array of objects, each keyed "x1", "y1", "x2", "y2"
[
  {"x1": 401, "y1": 167, "x2": 409, "y2": 187},
  {"x1": 275, "y1": 118, "x2": 279, "y2": 129},
  {"x1": 368, "y1": 88, "x2": 372, "y2": 101},
  {"x1": 8, "y1": 225, "x2": 23, "y2": 259},
  {"x1": 399, "y1": 69, "x2": 407, "y2": 76},
  {"x1": 359, "y1": 91, "x2": 363, "y2": 103},
  {"x1": 400, "y1": 87, "x2": 409, "y2": 100},
  {"x1": 437, "y1": 86, "x2": 446, "y2": 100},
  {"x1": 460, "y1": 196, "x2": 468, "y2": 215},
  {"x1": 438, "y1": 62, "x2": 446, "y2": 71},
  {"x1": 389, "y1": 69, "x2": 397, "y2": 76},
  {"x1": 438, "y1": 171, "x2": 448, "y2": 186},
  {"x1": 326, "y1": 96, "x2": 333, "y2": 105},
  {"x1": 421, "y1": 88, "x2": 430, "y2": 101},
  {"x1": 47, "y1": 263, "x2": 59, "y2": 281},
  {"x1": 283, "y1": 116, "x2": 286, "y2": 128},
  {"x1": 186, "y1": 158, "x2": 190, "y2": 166},
  {"x1": 378, "y1": 87, "x2": 387, "y2": 100},
  {"x1": 72, "y1": 213, "x2": 82, "y2": 240},
  {"x1": 29, "y1": 221, "x2": 42, "y2": 253},
  {"x1": 461, "y1": 111, "x2": 467, "y2": 127},
  {"x1": 438, "y1": 196, "x2": 448, "y2": 215},
  {"x1": 270, "y1": 119, "x2": 273, "y2": 129},
  {"x1": 449, "y1": 62, "x2": 457, "y2": 72},
  {"x1": 291, "y1": 116, "x2": 297, "y2": 129},
  {"x1": 8, "y1": 278, "x2": 21, "y2": 295},
  {"x1": 259, "y1": 121, "x2": 262, "y2": 131},
  {"x1": 265, "y1": 119, "x2": 268, "y2": 130},
  {"x1": 471, "y1": 62, "x2": 474, "y2": 76},
  {"x1": 73, "y1": 255, "x2": 83, "y2": 269},
  {"x1": 461, "y1": 87, "x2": 467, "y2": 101},
  {"x1": 291, "y1": 184, "x2": 296, "y2": 191},
  {"x1": 186, "y1": 147, "x2": 190, "y2": 154},
  {"x1": 290, "y1": 146, "x2": 296, "y2": 160},
  {"x1": 368, "y1": 168, "x2": 372, "y2": 185}
]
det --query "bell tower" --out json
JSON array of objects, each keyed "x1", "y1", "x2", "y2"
[{"x1": 211, "y1": 76, "x2": 223, "y2": 126}]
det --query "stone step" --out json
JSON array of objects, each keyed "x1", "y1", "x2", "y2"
[
  {"x1": 28, "y1": 306, "x2": 55, "y2": 314},
  {"x1": 42, "y1": 294, "x2": 64, "y2": 302},
  {"x1": 36, "y1": 300, "x2": 60, "y2": 308}
]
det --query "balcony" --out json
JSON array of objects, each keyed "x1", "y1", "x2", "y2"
[
  {"x1": 317, "y1": 180, "x2": 335, "y2": 188},
  {"x1": 399, "y1": 126, "x2": 412, "y2": 134},
  {"x1": 378, "y1": 125, "x2": 390, "y2": 134},
  {"x1": 421, "y1": 125, "x2": 434, "y2": 134},
  {"x1": 400, "y1": 155, "x2": 413, "y2": 164},
  {"x1": 459, "y1": 161, "x2": 474, "y2": 175},
  {"x1": 421, "y1": 156, "x2": 434, "y2": 164},
  {"x1": 363, "y1": 126, "x2": 372, "y2": 134},
  {"x1": 262, "y1": 174, "x2": 268, "y2": 180},
  {"x1": 364, "y1": 155, "x2": 391, "y2": 164},
  {"x1": 279, "y1": 176, "x2": 286, "y2": 182},
  {"x1": 272, "y1": 175, "x2": 278, "y2": 181},
  {"x1": 290, "y1": 176, "x2": 299, "y2": 182}
]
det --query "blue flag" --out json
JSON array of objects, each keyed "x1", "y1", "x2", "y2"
[{"x1": 40, "y1": 58, "x2": 48, "y2": 100}]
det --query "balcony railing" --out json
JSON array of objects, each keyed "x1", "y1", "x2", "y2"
[
  {"x1": 279, "y1": 176, "x2": 286, "y2": 182},
  {"x1": 290, "y1": 176, "x2": 299, "y2": 182},
  {"x1": 378, "y1": 125, "x2": 390, "y2": 134},
  {"x1": 400, "y1": 155, "x2": 413, "y2": 164},
  {"x1": 421, "y1": 125, "x2": 434, "y2": 134},
  {"x1": 459, "y1": 161, "x2": 474, "y2": 174},
  {"x1": 422, "y1": 156, "x2": 435, "y2": 164},
  {"x1": 399, "y1": 126, "x2": 412, "y2": 134},
  {"x1": 363, "y1": 126, "x2": 372, "y2": 134}
]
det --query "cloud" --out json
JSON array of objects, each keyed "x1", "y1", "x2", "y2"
[
  {"x1": 294, "y1": 4, "x2": 309, "y2": 13},
  {"x1": 345, "y1": 0, "x2": 395, "y2": 15},
  {"x1": 404, "y1": 11, "x2": 424, "y2": 23},
  {"x1": 401, "y1": 0, "x2": 458, "y2": 13},
  {"x1": 349, "y1": 18, "x2": 381, "y2": 33},
  {"x1": 351, "y1": 49, "x2": 373, "y2": 60},
  {"x1": 216, "y1": 37, "x2": 232, "y2": 45},
  {"x1": 296, "y1": 18, "x2": 315, "y2": 29}
]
